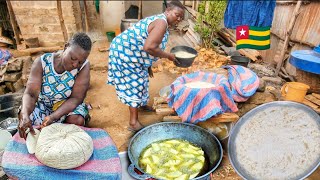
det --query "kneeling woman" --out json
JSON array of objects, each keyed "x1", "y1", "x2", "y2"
[{"x1": 18, "y1": 32, "x2": 92, "y2": 139}]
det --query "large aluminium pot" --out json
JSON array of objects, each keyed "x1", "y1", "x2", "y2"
[
  {"x1": 228, "y1": 101, "x2": 320, "y2": 180},
  {"x1": 128, "y1": 122, "x2": 223, "y2": 180},
  {"x1": 120, "y1": 19, "x2": 139, "y2": 32}
]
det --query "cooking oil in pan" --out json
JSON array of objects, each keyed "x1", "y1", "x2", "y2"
[{"x1": 138, "y1": 139, "x2": 209, "y2": 180}]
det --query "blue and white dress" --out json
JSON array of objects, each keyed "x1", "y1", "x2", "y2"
[
  {"x1": 30, "y1": 53, "x2": 89, "y2": 125},
  {"x1": 107, "y1": 13, "x2": 169, "y2": 108}
]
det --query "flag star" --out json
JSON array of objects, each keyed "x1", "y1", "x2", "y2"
[{"x1": 240, "y1": 28, "x2": 246, "y2": 36}]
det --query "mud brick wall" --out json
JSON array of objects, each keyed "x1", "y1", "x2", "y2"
[
  {"x1": 0, "y1": 56, "x2": 32, "y2": 94},
  {"x1": 11, "y1": 1, "x2": 81, "y2": 47}
]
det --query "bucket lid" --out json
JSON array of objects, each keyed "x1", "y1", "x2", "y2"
[{"x1": 289, "y1": 45, "x2": 320, "y2": 74}]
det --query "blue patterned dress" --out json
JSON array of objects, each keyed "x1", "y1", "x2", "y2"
[
  {"x1": 30, "y1": 53, "x2": 89, "y2": 125},
  {"x1": 107, "y1": 14, "x2": 169, "y2": 108}
]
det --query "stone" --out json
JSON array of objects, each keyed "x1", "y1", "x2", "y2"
[
  {"x1": 0, "y1": 85, "x2": 5, "y2": 95},
  {"x1": 6, "y1": 58, "x2": 23, "y2": 72},
  {"x1": 22, "y1": 56, "x2": 33, "y2": 86},
  {"x1": 3, "y1": 72, "x2": 22, "y2": 82},
  {"x1": 13, "y1": 78, "x2": 25, "y2": 92},
  {"x1": 247, "y1": 92, "x2": 277, "y2": 105},
  {"x1": 5, "y1": 82, "x2": 15, "y2": 92},
  {"x1": 257, "y1": 78, "x2": 266, "y2": 92},
  {"x1": 248, "y1": 63, "x2": 276, "y2": 77},
  {"x1": 17, "y1": 42, "x2": 27, "y2": 50},
  {"x1": 237, "y1": 103, "x2": 258, "y2": 117},
  {"x1": 262, "y1": 76, "x2": 285, "y2": 85}
]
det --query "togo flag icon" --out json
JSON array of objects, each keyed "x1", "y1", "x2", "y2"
[{"x1": 236, "y1": 25, "x2": 270, "y2": 50}]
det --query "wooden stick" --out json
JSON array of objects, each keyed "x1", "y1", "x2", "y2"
[
  {"x1": 156, "y1": 108, "x2": 175, "y2": 115},
  {"x1": 162, "y1": 113, "x2": 239, "y2": 123},
  {"x1": 302, "y1": 99, "x2": 320, "y2": 113},
  {"x1": 57, "y1": 0, "x2": 68, "y2": 42},
  {"x1": 184, "y1": 6, "x2": 198, "y2": 19},
  {"x1": 163, "y1": 116, "x2": 181, "y2": 122},
  {"x1": 305, "y1": 95, "x2": 320, "y2": 106},
  {"x1": 275, "y1": 0, "x2": 302, "y2": 76},
  {"x1": 6, "y1": 1, "x2": 21, "y2": 45},
  {"x1": 312, "y1": 93, "x2": 320, "y2": 100},
  {"x1": 138, "y1": 0, "x2": 142, "y2": 20},
  {"x1": 18, "y1": 46, "x2": 62, "y2": 54},
  {"x1": 192, "y1": 0, "x2": 197, "y2": 10},
  {"x1": 83, "y1": 0, "x2": 89, "y2": 32}
]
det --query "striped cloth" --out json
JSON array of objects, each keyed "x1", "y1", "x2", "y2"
[
  {"x1": 2, "y1": 127, "x2": 121, "y2": 180},
  {"x1": 167, "y1": 71, "x2": 238, "y2": 124},
  {"x1": 223, "y1": 65, "x2": 259, "y2": 102}
]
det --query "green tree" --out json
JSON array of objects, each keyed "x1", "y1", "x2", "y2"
[{"x1": 195, "y1": 0, "x2": 227, "y2": 48}]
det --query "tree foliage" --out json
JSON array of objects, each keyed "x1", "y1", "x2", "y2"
[{"x1": 195, "y1": 1, "x2": 227, "y2": 48}]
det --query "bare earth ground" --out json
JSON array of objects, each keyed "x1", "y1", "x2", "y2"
[{"x1": 84, "y1": 39, "x2": 320, "y2": 179}]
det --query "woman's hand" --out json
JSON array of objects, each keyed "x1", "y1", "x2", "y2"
[
  {"x1": 167, "y1": 53, "x2": 180, "y2": 64},
  {"x1": 18, "y1": 114, "x2": 35, "y2": 139},
  {"x1": 40, "y1": 116, "x2": 55, "y2": 129}
]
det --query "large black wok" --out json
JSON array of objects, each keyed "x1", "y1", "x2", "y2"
[{"x1": 127, "y1": 122, "x2": 223, "y2": 180}]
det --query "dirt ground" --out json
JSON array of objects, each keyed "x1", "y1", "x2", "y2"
[{"x1": 84, "y1": 38, "x2": 320, "y2": 180}]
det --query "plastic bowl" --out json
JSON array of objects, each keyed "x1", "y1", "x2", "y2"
[{"x1": 170, "y1": 46, "x2": 198, "y2": 68}]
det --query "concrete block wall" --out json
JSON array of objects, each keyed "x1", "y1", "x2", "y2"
[{"x1": 11, "y1": 1, "x2": 80, "y2": 47}]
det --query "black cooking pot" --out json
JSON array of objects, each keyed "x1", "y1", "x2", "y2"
[
  {"x1": 171, "y1": 46, "x2": 198, "y2": 68},
  {"x1": 230, "y1": 55, "x2": 250, "y2": 67},
  {"x1": 127, "y1": 122, "x2": 223, "y2": 180}
]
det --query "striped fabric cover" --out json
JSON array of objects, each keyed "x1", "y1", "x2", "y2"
[
  {"x1": 2, "y1": 127, "x2": 121, "y2": 180},
  {"x1": 223, "y1": 65, "x2": 259, "y2": 102},
  {"x1": 167, "y1": 71, "x2": 238, "y2": 124}
]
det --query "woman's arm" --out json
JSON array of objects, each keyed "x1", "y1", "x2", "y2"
[
  {"x1": 48, "y1": 62, "x2": 90, "y2": 122},
  {"x1": 18, "y1": 57, "x2": 43, "y2": 139},
  {"x1": 143, "y1": 19, "x2": 175, "y2": 61}
]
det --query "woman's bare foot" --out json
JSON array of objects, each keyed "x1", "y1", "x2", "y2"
[{"x1": 129, "y1": 120, "x2": 144, "y2": 131}]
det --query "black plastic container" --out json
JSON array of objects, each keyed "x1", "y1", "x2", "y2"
[{"x1": 170, "y1": 46, "x2": 198, "y2": 68}]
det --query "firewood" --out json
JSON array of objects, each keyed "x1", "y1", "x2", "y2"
[
  {"x1": 18, "y1": 46, "x2": 62, "y2": 54},
  {"x1": 206, "y1": 113, "x2": 239, "y2": 123},
  {"x1": 312, "y1": 93, "x2": 320, "y2": 100},
  {"x1": 162, "y1": 116, "x2": 181, "y2": 122},
  {"x1": 303, "y1": 99, "x2": 318, "y2": 109},
  {"x1": 162, "y1": 113, "x2": 239, "y2": 123},
  {"x1": 153, "y1": 97, "x2": 167, "y2": 105},
  {"x1": 305, "y1": 95, "x2": 320, "y2": 106},
  {"x1": 155, "y1": 108, "x2": 175, "y2": 115},
  {"x1": 275, "y1": 1, "x2": 302, "y2": 76}
]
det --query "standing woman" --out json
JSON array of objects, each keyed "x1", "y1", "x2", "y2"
[{"x1": 107, "y1": 0, "x2": 185, "y2": 131}]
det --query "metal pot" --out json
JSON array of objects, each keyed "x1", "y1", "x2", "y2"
[
  {"x1": 120, "y1": 19, "x2": 139, "y2": 32},
  {"x1": 170, "y1": 46, "x2": 198, "y2": 68},
  {"x1": 0, "y1": 93, "x2": 23, "y2": 135},
  {"x1": 128, "y1": 122, "x2": 223, "y2": 180},
  {"x1": 228, "y1": 101, "x2": 320, "y2": 180}
]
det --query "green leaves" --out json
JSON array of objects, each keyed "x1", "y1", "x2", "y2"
[{"x1": 195, "y1": 0, "x2": 227, "y2": 48}]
